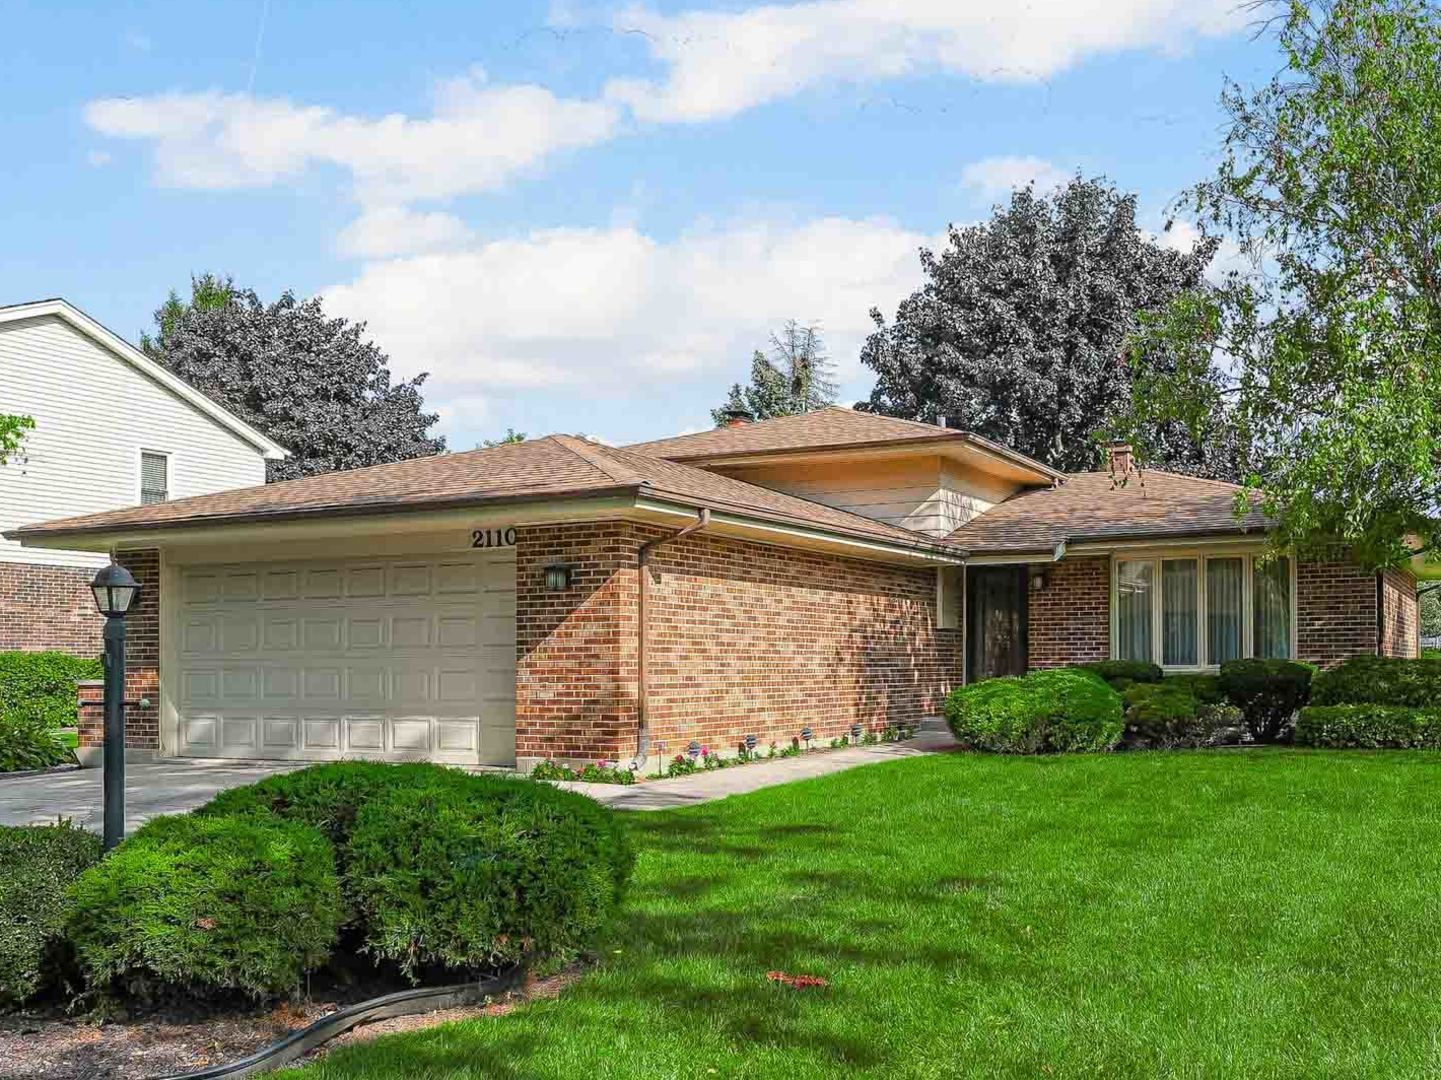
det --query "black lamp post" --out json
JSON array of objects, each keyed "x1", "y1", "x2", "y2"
[{"x1": 90, "y1": 563, "x2": 142, "y2": 851}]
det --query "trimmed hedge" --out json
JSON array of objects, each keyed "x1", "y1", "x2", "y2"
[
  {"x1": 1081, "y1": 660, "x2": 1164, "y2": 687},
  {"x1": 945, "y1": 668, "x2": 1124, "y2": 754},
  {"x1": 1218, "y1": 659, "x2": 1313, "y2": 743},
  {"x1": 0, "y1": 822, "x2": 101, "y2": 1005},
  {"x1": 1295, "y1": 705, "x2": 1441, "y2": 749},
  {"x1": 1310, "y1": 655, "x2": 1441, "y2": 708},
  {"x1": 1121, "y1": 680, "x2": 1240, "y2": 749},
  {"x1": 346, "y1": 778, "x2": 634, "y2": 978},
  {"x1": 0, "y1": 651, "x2": 101, "y2": 728},
  {"x1": 66, "y1": 814, "x2": 342, "y2": 1002}
]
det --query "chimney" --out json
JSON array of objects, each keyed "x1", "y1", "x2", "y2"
[
  {"x1": 1108, "y1": 441, "x2": 1134, "y2": 476},
  {"x1": 717, "y1": 407, "x2": 754, "y2": 428}
]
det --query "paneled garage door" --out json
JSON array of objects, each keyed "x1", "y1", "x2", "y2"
[{"x1": 174, "y1": 551, "x2": 516, "y2": 766}]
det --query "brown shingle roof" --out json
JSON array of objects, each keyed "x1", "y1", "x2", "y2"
[
  {"x1": 9, "y1": 434, "x2": 947, "y2": 554},
  {"x1": 945, "y1": 470, "x2": 1269, "y2": 554},
  {"x1": 625, "y1": 407, "x2": 1063, "y2": 478}
]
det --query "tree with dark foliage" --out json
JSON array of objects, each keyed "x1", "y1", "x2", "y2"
[
  {"x1": 146, "y1": 277, "x2": 445, "y2": 482},
  {"x1": 861, "y1": 177, "x2": 1234, "y2": 475}
]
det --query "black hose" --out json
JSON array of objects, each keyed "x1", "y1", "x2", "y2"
[{"x1": 148, "y1": 966, "x2": 525, "y2": 1080}]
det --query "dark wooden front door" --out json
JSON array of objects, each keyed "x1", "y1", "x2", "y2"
[{"x1": 966, "y1": 566, "x2": 1028, "y2": 682}]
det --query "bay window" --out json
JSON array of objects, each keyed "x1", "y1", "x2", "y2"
[{"x1": 1113, "y1": 552, "x2": 1293, "y2": 668}]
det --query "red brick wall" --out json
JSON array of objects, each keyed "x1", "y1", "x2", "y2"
[
  {"x1": 1020, "y1": 554, "x2": 1402, "y2": 670},
  {"x1": 77, "y1": 548, "x2": 160, "y2": 751},
  {"x1": 515, "y1": 523, "x2": 640, "y2": 763},
  {"x1": 1029, "y1": 557, "x2": 1109, "y2": 669},
  {"x1": 1296, "y1": 558, "x2": 1378, "y2": 666},
  {"x1": 1379, "y1": 566, "x2": 1419, "y2": 659},
  {"x1": 515, "y1": 521, "x2": 960, "y2": 764},
  {"x1": 0, "y1": 562, "x2": 102, "y2": 655},
  {"x1": 644, "y1": 529, "x2": 959, "y2": 760}
]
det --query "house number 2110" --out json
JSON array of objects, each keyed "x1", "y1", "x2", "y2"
[{"x1": 471, "y1": 527, "x2": 517, "y2": 549}]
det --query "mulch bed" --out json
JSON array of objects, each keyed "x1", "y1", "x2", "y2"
[{"x1": 0, "y1": 969, "x2": 577, "y2": 1079}]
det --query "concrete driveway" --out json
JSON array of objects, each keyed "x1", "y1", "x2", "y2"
[{"x1": 0, "y1": 760, "x2": 301, "y2": 836}]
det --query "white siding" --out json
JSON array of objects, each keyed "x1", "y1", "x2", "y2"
[
  {"x1": 721, "y1": 456, "x2": 1024, "y2": 538},
  {"x1": 0, "y1": 314, "x2": 267, "y2": 567}
]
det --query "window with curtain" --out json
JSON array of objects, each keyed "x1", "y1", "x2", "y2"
[
  {"x1": 1114, "y1": 552, "x2": 1294, "y2": 668},
  {"x1": 1206, "y1": 558, "x2": 1244, "y2": 664},
  {"x1": 1116, "y1": 560, "x2": 1154, "y2": 662},
  {"x1": 1253, "y1": 557, "x2": 1292, "y2": 659},
  {"x1": 1162, "y1": 559, "x2": 1198, "y2": 666}
]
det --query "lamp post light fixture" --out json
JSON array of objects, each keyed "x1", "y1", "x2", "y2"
[
  {"x1": 800, "y1": 726, "x2": 814, "y2": 748},
  {"x1": 850, "y1": 723, "x2": 862, "y2": 743},
  {"x1": 90, "y1": 563, "x2": 142, "y2": 851}
]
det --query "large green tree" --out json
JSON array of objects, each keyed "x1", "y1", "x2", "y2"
[
  {"x1": 712, "y1": 321, "x2": 837, "y2": 424},
  {"x1": 1123, "y1": 0, "x2": 1441, "y2": 568},
  {"x1": 146, "y1": 276, "x2": 445, "y2": 482},
  {"x1": 861, "y1": 177, "x2": 1232, "y2": 474}
]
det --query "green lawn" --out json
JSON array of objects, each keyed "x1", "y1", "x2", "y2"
[{"x1": 281, "y1": 752, "x2": 1441, "y2": 1079}]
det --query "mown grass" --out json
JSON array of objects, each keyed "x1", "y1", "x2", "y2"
[{"x1": 280, "y1": 751, "x2": 1441, "y2": 1079}]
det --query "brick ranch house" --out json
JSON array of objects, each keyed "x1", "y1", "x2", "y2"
[{"x1": 6, "y1": 408, "x2": 1421, "y2": 770}]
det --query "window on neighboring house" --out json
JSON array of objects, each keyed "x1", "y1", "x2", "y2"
[
  {"x1": 140, "y1": 451, "x2": 169, "y2": 505},
  {"x1": 1114, "y1": 553, "x2": 1293, "y2": 668}
]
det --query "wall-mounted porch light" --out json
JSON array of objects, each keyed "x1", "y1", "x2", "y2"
[
  {"x1": 1030, "y1": 567, "x2": 1049, "y2": 592},
  {"x1": 544, "y1": 563, "x2": 573, "y2": 591}
]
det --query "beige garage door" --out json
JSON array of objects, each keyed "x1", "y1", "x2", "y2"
[{"x1": 174, "y1": 551, "x2": 516, "y2": 766}]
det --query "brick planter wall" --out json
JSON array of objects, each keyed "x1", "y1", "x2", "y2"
[
  {"x1": 515, "y1": 521, "x2": 960, "y2": 765},
  {"x1": 0, "y1": 562, "x2": 103, "y2": 655},
  {"x1": 1029, "y1": 556, "x2": 1109, "y2": 669}
]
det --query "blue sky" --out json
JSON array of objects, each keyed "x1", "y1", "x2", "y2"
[{"x1": 0, "y1": 0, "x2": 1274, "y2": 449}]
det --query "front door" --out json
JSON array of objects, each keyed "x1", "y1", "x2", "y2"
[{"x1": 965, "y1": 566, "x2": 1028, "y2": 682}]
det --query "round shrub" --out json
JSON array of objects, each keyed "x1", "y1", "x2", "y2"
[
  {"x1": 1080, "y1": 660, "x2": 1164, "y2": 687},
  {"x1": 1121, "y1": 680, "x2": 1240, "y2": 749},
  {"x1": 66, "y1": 814, "x2": 342, "y2": 1002},
  {"x1": 198, "y1": 760, "x2": 476, "y2": 846},
  {"x1": 344, "y1": 777, "x2": 633, "y2": 979},
  {"x1": 1218, "y1": 659, "x2": 1313, "y2": 743},
  {"x1": 945, "y1": 668, "x2": 1124, "y2": 753},
  {"x1": 1310, "y1": 655, "x2": 1441, "y2": 708},
  {"x1": 0, "y1": 822, "x2": 101, "y2": 1005}
]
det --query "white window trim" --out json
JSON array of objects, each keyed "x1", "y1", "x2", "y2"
[
  {"x1": 137, "y1": 447, "x2": 173, "y2": 505},
  {"x1": 1108, "y1": 547, "x2": 1299, "y2": 672}
]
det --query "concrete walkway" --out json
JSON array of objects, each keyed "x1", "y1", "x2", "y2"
[
  {"x1": 560, "y1": 729, "x2": 957, "y2": 810},
  {"x1": 0, "y1": 760, "x2": 302, "y2": 834},
  {"x1": 0, "y1": 731, "x2": 958, "y2": 834}
]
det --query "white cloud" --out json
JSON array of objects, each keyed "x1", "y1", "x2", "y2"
[
  {"x1": 1156, "y1": 219, "x2": 1250, "y2": 283},
  {"x1": 83, "y1": 72, "x2": 620, "y2": 203},
  {"x1": 605, "y1": 0, "x2": 1245, "y2": 123},
  {"x1": 336, "y1": 206, "x2": 473, "y2": 259},
  {"x1": 323, "y1": 216, "x2": 933, "y2": 417},
  {"x1": 85, "y1": 149, "x2": 112, "y2": 167},
  {"x1": 959, "y1": 155, "x2": 1070, "y2": 203}
]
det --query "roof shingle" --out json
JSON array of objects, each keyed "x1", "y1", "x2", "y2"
[
  {"x1": 624, "y1": 406, "x2": 1062, "y2": 478},
  {"x1": 945, "y1": 470, "x2": 1268, "y2": 554},
  {"x1": 9, "y1": 434, "x2": 946, "y2": 553}
]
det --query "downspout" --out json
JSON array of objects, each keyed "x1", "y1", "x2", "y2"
[{"x1": 635, "y1": 507, "x2": 711, "y2": 765}]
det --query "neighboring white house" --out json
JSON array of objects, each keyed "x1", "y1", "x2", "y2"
[{"x1": 0, "y1": 298, "x2": 287, "y2": 653}]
